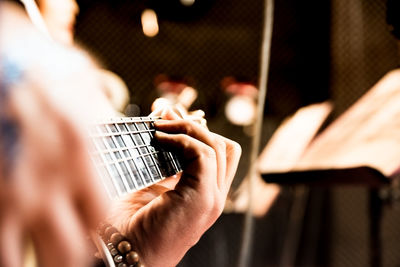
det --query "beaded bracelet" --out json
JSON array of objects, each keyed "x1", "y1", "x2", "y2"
[{"x1": 97, "y1": 223, "x2": 144, "y2": 267}]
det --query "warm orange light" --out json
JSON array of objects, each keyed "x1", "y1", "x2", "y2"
[
  {"x1": 225, "y1": 95, "x2": 256, "y2": 126},
  {"x1": 180, "y1": 0, "x2": 195, "y2": 6},
  {"x1": 141, "y1": 9, "x2": 159, "y2": 37}
]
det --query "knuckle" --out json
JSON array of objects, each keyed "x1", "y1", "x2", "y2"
[
  {"x1": 176, "y1": 133, "x2": 188, "y2": 145},
  {"x1": 227, "y1": 140, "x2": 242, "y2": 157},
  {"x1": 213, "y1": 138, "x2": 226, "y2": 153},
  {"x1": 201, "y1": 146, "x2": 216, "y2": 159},
  {"x1": 182, "y1": 119, "x2": 196, "y2": 135}
]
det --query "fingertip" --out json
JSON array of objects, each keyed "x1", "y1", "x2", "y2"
[
  {"x1": 154, "y1": 130, "x2": 168, "y2": 139},
  {"x1": 152, "y1": 97, "x2": 172, "y2": 111},
  {"x1": 154, "y1": 120, "x2": 174, "y2": 130},
  {"x1": 149, "y1": 107, "x2": 162, "y2": 117},
  {"x1": 161, "y1": 107, "x2": 182, "y2": 120}
]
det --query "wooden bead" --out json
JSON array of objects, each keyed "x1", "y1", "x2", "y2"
[
  {"x1": 104, "y1": 226, "x2": 118, "y2": 240},
  {"x1": 117, "y1": 240, "x2": 132, "y2": 254},
  {"x1": 117, "y1": 264, "x2": 127, "y2": 267},
  {"x1": 110, "y1": 232, "x2": 124, "y2": 245},
  {"x1": 126, "y1": 251, "x2": 139, "y2": 264},
  {"x1": 136, "y1": 263, "x2": 145, "y2": 267}
]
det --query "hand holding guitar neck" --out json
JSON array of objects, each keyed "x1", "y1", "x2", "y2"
[{"x1": 106, "y1": 115, "x2": 241, "y2": 267}]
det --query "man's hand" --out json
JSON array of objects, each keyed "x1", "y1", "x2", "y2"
[{"x1": 109, "y1": 119, "x2": 241, "y2": 267}]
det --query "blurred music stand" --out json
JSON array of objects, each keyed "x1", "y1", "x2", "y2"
[{"x1": 259, "y1": 70, "x2": 400, "y2": 267}]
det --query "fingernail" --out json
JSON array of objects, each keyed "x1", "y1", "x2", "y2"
[
  {"x1": 154, "y1": 120, "x2": 168, "y2": 126},
  {"x1": 154, "y1": 131, "x2": 167, "y2": 138}
]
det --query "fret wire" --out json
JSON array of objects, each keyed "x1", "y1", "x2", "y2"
[
  {"x1": 172, "y1": 153, "x2": 182, "y2": 172},
  {"x1": 165, "y1": 151, "x2": 180, "y2": 174},
  {"x1": 100, "y1": 126, "x2": 128, "y2": 195},
  {"x1": 90, "y1": 142, "x2": 154, "y2": 156},
  {"x1": 89, "y1": 128, "x2": 155, "y2": 138},
  {"x1": 110, "y1": 123, "x2": 141, "y2": 190},
  {"x1": 92, "y1": 127, "x2": 123, "y2": 197},
  {"x1": 164, "y1": 152, "x2": 181, "y2": 176},
  {"x1": 122, "y1": 153, "x2": 142, "y2": 189},
  {"x1": 105, "y1": 124, "x2": 133, "y2": 193},
  {"x1": 124, "y1": 122, "x2": 150, "y2": 188},
  {"x1": 95, "y1": 142, "x2": 181, "y2": 176},
  {"x1": 94, "y1": 131, "x2": 181, "y2": 179},
  {"x1": 126, "y1": 122, "x2": 155, "y2": 184},
  {"x1": 96, "y1": 150, "x2": 160, "y2": 165},
  {"x1": 134, "y1": 119, "x2": 156, "y2": 183},
  {"x1": 90, "y1": 157, "x2": 117, "y2": 199},
  {"x1": 97, "y1": 150, "x2": 178, "y2": 176},
  {"x1": 96, "y1": 117, "x2": 158, "y2": 125},
  {"x1": 88, "y1": 117, "x2": 184, "y2": 199},
  {"x1": 117, "y1": 137, "x2": 143, "y2": 190},
  {"x1": 135, "y1": 155, "x2": 153, "y2": 186},
  {"x1": 91, "y1": 133, "x2": 121, "y2": 198},
  {"x1": 143, "y1": 120, "x2": 163, "y2": 179},
  {"x1": 90, "y1": 118, "x2": 182, "y2": 196}
]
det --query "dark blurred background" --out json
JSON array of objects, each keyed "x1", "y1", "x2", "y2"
[{"x1": 74, "y1": 0, "x2": 400, "y2": 266}]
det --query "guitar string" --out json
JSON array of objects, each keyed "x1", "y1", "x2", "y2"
[
  {"x1": 93, "y1": 121, "x2": 181, "y2": 185},
  {"x1": 89, "y1": 155, "x2": 118, "y2": 199},
  {"x1": 90, "y1": 135, "x2": 177, "y2": 170},
  {"x1": 91, "y1": 120, "x2": 181, "y2": 198},
  {"x1": 89, "y1": 128, "x2": 155, "y2": 138},
  {"x1": 96, "y1": 121, "x2": 152, "y2": 193},
  {"x1": 92, "y1": 121, "x2": 179, "y2": 170},
  {"x1": 105, "y1": 124, "x2": 136, "y2": 193},
  {"x1": 95, "y1": 117, "x2": 159, "y2": 125},
  {"x1": 96, "y1": 151, "x2": 178, "y2": 176},
  {"x1": 127, "y1": 118, "x2": 174, "y2": 183},
  {"x1": 123, "y1": 121, "x2": 151, "y2": 189},
  {"x1": 91, "y1": 131, "x2": 124, "y2": 197},
  {"x1": 101, "y1": 125, "x2": 130, "y2": 195},
  {"x1": 129, "y1": 120, "x2": 156, "y2": 184},
  {"x1": 141, "y1": 120, "x2": 165, "y2": 181}
]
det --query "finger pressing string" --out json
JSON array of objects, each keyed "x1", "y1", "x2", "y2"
[
  {"x1": 155, "y1": 120, "x2": 227, "y2": 188},
  {"x1": 154, "y1": 131, "x2": 217, "y2": 184}
]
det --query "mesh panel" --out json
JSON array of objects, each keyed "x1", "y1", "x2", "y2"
[
  {"x1": 329, "y1": 0, "x2": 400, "y2": 266},
  {"x1": 75, "y1": 0, "x2": 263, "y2": 117},
  {"x1": 330, "y1": 0, "x2": 399, "y2": 116}
]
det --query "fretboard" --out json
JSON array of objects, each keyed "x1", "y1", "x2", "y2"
[{"x1": 88, "y1": 117, "x2": 182, "y2": 200}]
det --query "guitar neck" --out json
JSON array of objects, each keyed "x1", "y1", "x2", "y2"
[{"x1": 89, "y1": 117, "x2": 182, "y2": 199}]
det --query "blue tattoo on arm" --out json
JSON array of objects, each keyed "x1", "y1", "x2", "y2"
[{"x1": 0, "y1": 57, "x2": 23, "y2": 179}]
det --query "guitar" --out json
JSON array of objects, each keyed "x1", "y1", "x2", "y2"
[{"x1": 88, "y1": 116, "x2": 182, "y2": 200}]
